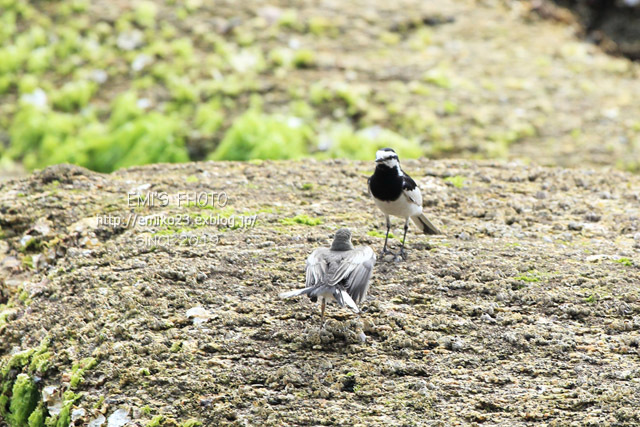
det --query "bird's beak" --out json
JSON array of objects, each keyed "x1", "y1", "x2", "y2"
[{"x1": 375, "y1": 158, "x2": 384, "y2": 163}]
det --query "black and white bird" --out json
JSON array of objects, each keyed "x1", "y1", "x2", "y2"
[
  {"x1": 368, "y1": 148, "x2": 441, "y2": 259},
  {"x1": 279, "y1": 228, "x2": 376, "y2": 326}
]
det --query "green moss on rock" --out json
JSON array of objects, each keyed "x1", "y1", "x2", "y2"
[
  {"x1": 280, "y1": 214, "x2": 322, "y2": 226},
  {"x1": 55, "y1": 405, "x2": 70, "y2": 427},
  {"x1": 69, "y1": 357, "x2": 97, "y2": 389},
  {"x1": 1, "y1": 349, "x2": 35, "y2": 378},
  {"x1": 209, "y1": 111, "x2": 311, "y2": 161},
  {"x1": 147, "y1": 416, "x2": 164, "y2": 427},
  {"x1": 9, "y1": 374, "x2": 40, "y2": 426},
  {"x1": 27, "y1": 403, "x2": 46, "y2": 427}
]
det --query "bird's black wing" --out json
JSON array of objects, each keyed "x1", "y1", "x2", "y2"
[
  {"x1": 402, "y1": 173, "x2": 418, "y2": 191},
  {"x1": 401, "y1": 172, "x2": 423, "y2": 207},
  {"x1": 330, "y1": 246, "x2": 376, "y2": 304}
]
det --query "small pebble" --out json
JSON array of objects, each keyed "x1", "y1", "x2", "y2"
[
  {"x1": 451, "y1": 339, "x2": 464, "y2": 351},
  {"x1": 457, "y1": 231, "x2": 471, "y2": 241},
  {"x1": 584, "y1": 212, "x2": 601, "y2": 222},
  {"x1": 480, "y1": 313, "x2": 496, "y2": 323},
  {"x1": 534, "y1": 191, "x2": 547, "y2": 200},
  {"x1": 320, "y1": 360, "x2": 333, "y2": 370},
  {"x1": 358, "y1": 332, "x2": 367, "y2": 343},
  {"x1": 568, "y1": 222, "x2": 583, "y2": 231}
]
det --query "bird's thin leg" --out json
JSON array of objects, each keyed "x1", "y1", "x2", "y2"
[
  {"x1": 381, "y1": 215, "x2": 392, "y2": 256},
  {"x1": 320, "y1": 298, "x2": 326, "y2": 328},
  {"x1": 398, "y1": 218, "x2": 409, "y2": 260}
]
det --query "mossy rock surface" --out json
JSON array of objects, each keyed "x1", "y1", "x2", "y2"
[{"x1": 0, "y1": 159, "x2": 639, "y2": 425}]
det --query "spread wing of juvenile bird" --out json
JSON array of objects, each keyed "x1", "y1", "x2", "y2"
[
  {"x1": 330, "y1": 246, "x2": 376, "y2": 304},
  {"x1": 305, "y1": 247, "x2": 330, "y2": 287},
  {"x1": 278, "y1": 248, "x2": 330, "y2": 300},
  {"x1": 280, "y1": 246, "x2": 375, "y2": 313}
]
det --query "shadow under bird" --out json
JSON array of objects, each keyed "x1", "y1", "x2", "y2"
[
  {"x1": 279, "y1": 229, "x2": 376, "y2": 326},
  {"x1": 368, "y1": 148, "x2": 442, "y2": 259}
]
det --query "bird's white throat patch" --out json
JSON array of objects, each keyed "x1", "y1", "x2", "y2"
[
  {"x1": 375, "y1": 150, "x2": 402, "y2": 176},
  {"x1": 376, "y1": 150, "x2": 402, "y2": 171}
]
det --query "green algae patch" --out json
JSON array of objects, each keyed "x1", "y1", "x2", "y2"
[
  {"x1": 514, "y1": 270, "x2": 542, "y2": 283},
  {"x1": 444, "y1": 175, "x2": 465, "y2": 189},
  {"x1": 147, "y1": 415, "x2": 165, "y2": 426},
  {"x1": 209, "y1": 111, "x2": 312, "y2": 161},
  {"x1": 615, "y1": 257, "x2": 633, "y2": 267},
  {"x1": 55, "y1": 405, "x2": 71, "y2": 427},
  {"x1": 50, "y1": 391, "x2": 81, "y2": 427},
  {"x1": 8, "y1": 374, "x2": 40, "y2": 426},
  {"x1": 0, "y1": 306, "x2": 17, "y2": 330},
  {"x1": 280, "y1": 214, "x2": 323, "y2": 226},
  {"x1": 367, "y1": 230, "x2": 396, "y2": 240},
  {"x1": 28, "y1": 343, "x2": 51, "y2": 375},
  {"x1": 69, "y1": 357, "x2": 97, "y2": 389},
  {"x1": 27, "y1": 403, "x2": 46, "y2": 427},
  {"x1": 0, "y1": 338, "x2": 53, "y2": 424},
  {"x1": 1, "y1": 349, "x2": 35, "y2": 379}
]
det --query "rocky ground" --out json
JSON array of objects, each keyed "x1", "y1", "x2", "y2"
[
  {"x1": 2, "y1": 0, "x2": 640, "y2": 177},
  {"x1": 1, "y1": 159, "x2": 640, "y2": 426}
]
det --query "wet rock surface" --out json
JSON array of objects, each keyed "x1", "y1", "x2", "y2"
[{"x1": 1, "y1": 160, "x2": 640, "y2": 425}]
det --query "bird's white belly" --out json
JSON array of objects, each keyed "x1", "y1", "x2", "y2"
[{"x1": 374, "y1": 196, "x2": 421, "y2": 218}]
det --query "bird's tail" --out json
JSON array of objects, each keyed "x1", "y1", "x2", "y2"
[
  {"x1": 411, "y1": 213, "x2": 442, "y2": 235},
  {"x1": 280, "y1": 286, "x2": 360, "y2": 314},
  {"x1": 279, "y1": 287, "x2": 314, "y2": 299},
  {"x1": 335, "y1": 289, "x2": 360, "y2": 314}
]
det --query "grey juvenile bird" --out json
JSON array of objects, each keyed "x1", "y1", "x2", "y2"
[
  {"x1": 279, "y1": 229, "x2": 376, "y2": 326},
  {"x1": 368, "y1": 148, "x2": 441, "y2": 259}
]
